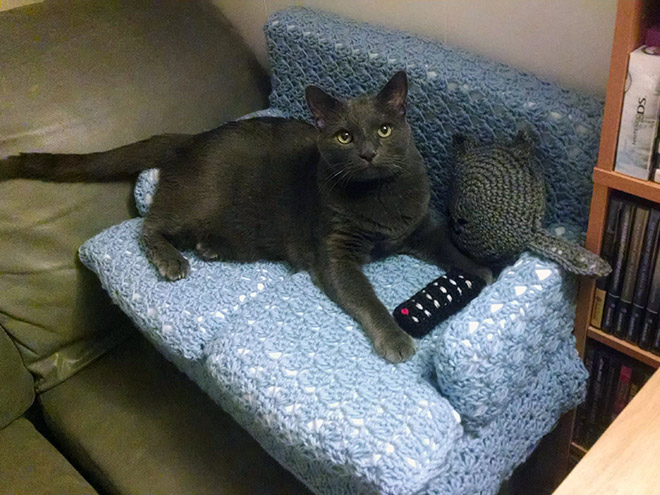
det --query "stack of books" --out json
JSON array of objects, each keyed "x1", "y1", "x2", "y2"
[
  {"x1": 573, "y1": 342, "x2": 653, "y2": 447},
  {"x1": 590, "y1": 195, "x2": 660, "y2": 352}
]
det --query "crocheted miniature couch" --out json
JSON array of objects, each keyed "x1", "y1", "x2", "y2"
[{"x1": 79, "y1": 8, "x2": 602, "y2": 495}]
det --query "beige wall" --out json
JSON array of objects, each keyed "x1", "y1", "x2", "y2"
[
  {"x1": 214, "y1": 0, "x2": 617, "y2": 96},
  {"x1": 0, "y1": 0, "x2": 41, "y2": 11}
]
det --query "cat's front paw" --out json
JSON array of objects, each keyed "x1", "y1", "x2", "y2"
[
  {"x1": 374, "y1": 329, "x2": 416, "y2": 363},
  {"x1": 155, "y1": 255, "x2": 190, "y2": 281}
]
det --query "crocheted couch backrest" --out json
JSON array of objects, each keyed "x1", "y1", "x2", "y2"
[{"x1": 265, "y1": 8, "x2": 603, "y2": 229}]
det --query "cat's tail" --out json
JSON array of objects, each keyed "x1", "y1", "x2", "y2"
[
  {"x1": 0, "y1": 133, "x2": 193, "y2": 182},
  {"x1": 528, "y1": 229, "x2": 612, "y2": 278}
]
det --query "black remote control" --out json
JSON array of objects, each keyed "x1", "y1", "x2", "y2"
[{"x1": 393, "y1": 269, "x2": 486, "y2": 338}]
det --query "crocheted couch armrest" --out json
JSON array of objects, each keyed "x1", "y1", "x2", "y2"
[{"x1": 434, "y1": 227, "x2": 583, "y2": 428}]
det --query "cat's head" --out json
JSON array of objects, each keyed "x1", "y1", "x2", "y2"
[{"x1": 305, "y1": 71, "x2": 414, "y2": 183}]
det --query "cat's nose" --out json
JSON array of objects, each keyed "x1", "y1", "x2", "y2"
[{"x1": 359, "y1": 150, "x2": 377, "y2": 162}]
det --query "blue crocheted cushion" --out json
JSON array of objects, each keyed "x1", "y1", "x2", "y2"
[
  {"x1": 265, "y1": 7, "x2": 603, "y2": 229},
  {"x1": 78, "y1": 218, "x2": 292, "y2": 379},
  {"x1": 202, "y1": 264, "x2": 462, "y2": 495}
]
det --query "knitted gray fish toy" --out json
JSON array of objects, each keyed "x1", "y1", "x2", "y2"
[{"x1": 449, "y1": 132, "x2": 611, "y2": 278}]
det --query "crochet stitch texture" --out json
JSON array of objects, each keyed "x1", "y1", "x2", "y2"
[{"x1": 80, "y1": 8, "x2": 600, "y2": 495}]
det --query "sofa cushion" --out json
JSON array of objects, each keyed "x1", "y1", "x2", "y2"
[
  {"x1": 0, "y1": 417, "x2": 98, "y2": 495},
  {"x1": 78, "y1": 218, "x2": 293, "y2": 378},
  {"x1": 0, "y1": 326, "x2": 34, "y2": 429},
  {"x1": 38, "y1": 332, "x2": 309, "y2": 495},
  {"x1": 0, "y1": 0, "x2": 269, "y2": 391}
]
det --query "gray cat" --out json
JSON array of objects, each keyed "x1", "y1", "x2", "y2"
[{"x1": 1, "y1": 72, "x2": 490, "y2": 363}]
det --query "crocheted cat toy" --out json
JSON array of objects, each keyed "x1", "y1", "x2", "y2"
[{"x1": 449, "y1": 131, "x2": 612, "y2": 277}]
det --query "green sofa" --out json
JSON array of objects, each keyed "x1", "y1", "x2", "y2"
[{"x1": 0, "y1": 1, "x2": 308, "y2": 493}]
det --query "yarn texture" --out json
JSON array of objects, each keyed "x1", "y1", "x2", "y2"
[
  {"x1": 79, "y1": 7, "x2": 602, "y2": 495},
  {"x1": 449, "y1": 134, "x2": 611, "y2": 277}
]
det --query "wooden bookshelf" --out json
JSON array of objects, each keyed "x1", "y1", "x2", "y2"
[
  {"x1": 587, "y1": 327, "x2": 660, "y2": 369},
  {"x1": 570, "y1": 442, "x2": 588, "y2": 458},
  {"x1": 593, "y1": 169, "x2": 660, "y2": 204},
  {"x1": 562, "y1": 0, "x2": 660, "y2": 485}
]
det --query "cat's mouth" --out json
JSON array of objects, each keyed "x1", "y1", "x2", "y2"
[{"x1": 349, "y1": 163, "x2": 401, "y2": 182}]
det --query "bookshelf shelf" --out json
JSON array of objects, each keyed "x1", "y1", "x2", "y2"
[
  {"x1": 587, "y1": 327, "x2": 660, "y2": 369},
  {"x1": 593, "y1": 169, "x2": 660, "y2": 204}
]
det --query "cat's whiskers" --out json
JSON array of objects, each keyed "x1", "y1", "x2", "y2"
[{"x1": 321, "y1": 166, "x2": 354, "y2": 194}]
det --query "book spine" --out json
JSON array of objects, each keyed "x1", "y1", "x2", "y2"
[
  {"x1": 652, "y1": 318, "x2": 660, "y2": 354},
  {"x1": 614, "y1": 46, "x2": 660, "y2": 180},
  {"x1": 627, "y1": 367, "x2": 650, "y2": 405},
  {"x1": 613, "y1": 206, "x2": 650, "y2": 338},
  {"x1": 573, "y1": 344, "x2": 596, "y2": 445},
  {"x1": 639, "y1": 244, "x2": 660, "y2": 348},
  {"x1": 585, "y1": 349, "x2": 609, "y2": 447},
  {"x1": 610, "y1": 363, "x2": 633, "y2": 422},
  {"x1": 591, "y1": 290, "x2": 607, "y2": 329},
  {"x1": 598, "y1": 353, "x2": 621, "y2": 434},
  {"x1": 602, "y1": 203, "x2": 635, "y2": 333},
  {"x1": 626, "y1": 208, "x2": 660, "y2": 342},
  {"x1": 652, "y1": 130, "x2": 660, "y2": 183},
  {"x1": 592, "y1": 199, "x2": 624, "y2": 328}
]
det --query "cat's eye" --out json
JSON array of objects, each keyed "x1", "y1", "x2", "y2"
[
  {"x1": 378, "y1": 124, "x2": 392, "y2": 138},
  {"x1": 335, "y1": 130, "x2": 353, "y2": 144}
]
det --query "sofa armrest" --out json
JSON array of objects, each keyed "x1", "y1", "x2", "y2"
[{"x1": 435, "y1": 227, "x2": 585, "y2": 428}]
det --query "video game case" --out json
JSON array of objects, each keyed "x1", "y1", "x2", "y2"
[
  {"x1": 602, "y1": 202, "x2": 635, "y2": 333},
  {"x1": 615, "y1": 46, "x2": 660, "y2": 180},
  {"x1": 626, "y1": 208, "x2": 660, "y2": 343},
  {"x1": 591, "y1": 199, "x2": 625, "y2": 328},
  {"x1": 638, "y1": 244, "x2": 660, "y2": 349},
  {"x1": 613, "y1": 206, "x2": 650, "y2": 338}
]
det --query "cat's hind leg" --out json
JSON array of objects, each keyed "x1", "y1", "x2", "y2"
[
  {"x1": 194, "y1": 240, "x2": 220, "y2": 261},
  {"x1": 141, "y1": 219, "x2": 190, "y2": 281}
]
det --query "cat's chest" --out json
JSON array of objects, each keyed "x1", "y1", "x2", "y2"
[{"x1": 333, "y1": 177, "x2": 430, "y2": 242}]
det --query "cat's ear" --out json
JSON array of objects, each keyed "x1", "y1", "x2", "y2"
[
  {"x1": 305, "y1": 86, "x2": 341, "y2": 129},
  {"x1": 377, "y1": 71, "x2": 408, "y2": 116}
]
